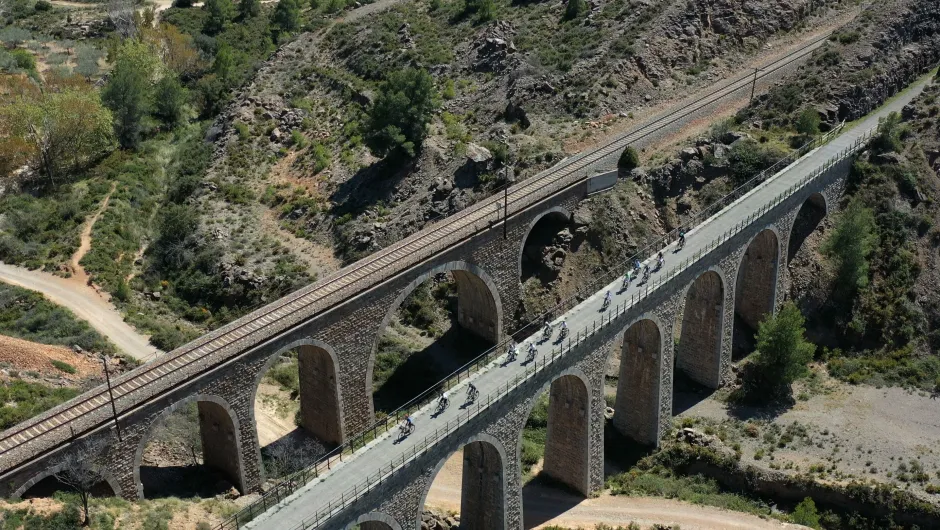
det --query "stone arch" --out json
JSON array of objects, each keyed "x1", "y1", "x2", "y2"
[
  {"x1": 13, "y1": 462, "x2": 122, "y2": 499},
  {"x1": 787, "y1": 192, "x2": 827, "y2": 264},
  {"x1": 518, "y1": 369, "x2": 592, "y2": 496},
  {"x1": 251, "y1": 338, "x2": 345, "y2": 448},
  {"x1": 133, "y1": 394, "x2": 246, "y2": 499},
  {"x1": 735, "y1": 228, "x2": 780, "y2": 332},
  {"x1": 612, "y1": 316, "x2": 665, "y2": 446},
  {"x1": 418, "y1": 432, "x2": 507, "y2": 530},
  {"x1": 368, "y1": 261, "x2": 503, "y2": 412},
  {"x1": 675, "y1": 269, "x2": 725, "y2": 389},
  {"x1": 518, "y1": 206, "x2": 571, "y2": 281},
  {"x1": 346, "y1": 512, "x2": 403, "y2": 530}
]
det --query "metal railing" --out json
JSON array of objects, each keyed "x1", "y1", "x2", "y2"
[
  {"x1": 279, "y1": 128, "x2": 875, "y2": 530},
  {"x1": 216, "y1": 121, "x2": 866, "y2": 529},
  {"x1": 0, "y1": 30, "x2": 835, "y2": 475}
]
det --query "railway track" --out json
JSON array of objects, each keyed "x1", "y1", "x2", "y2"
[{"x1": 0, "y1": 31, "x2": 834, "y2": 474}]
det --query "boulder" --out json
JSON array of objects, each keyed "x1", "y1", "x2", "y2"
[
  {"x1": 466, "y1": 143, "x2": 493, "y2": 166},
  {"x1": 572, "y1": 204, "x2": 593, "y2": 227}
]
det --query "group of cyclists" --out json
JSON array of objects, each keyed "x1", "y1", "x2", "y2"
[{"x1": 397, "y1": 229, "x2": 689, "y2": 440}]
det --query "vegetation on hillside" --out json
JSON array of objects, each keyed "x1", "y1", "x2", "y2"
[{"x1": 0, "y1": 282, "x2": 114, "y2": 353}]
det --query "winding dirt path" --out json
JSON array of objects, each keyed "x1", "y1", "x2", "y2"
[
  {"x1": 0, "y1": 185, "x2": 160, "y2": 362},
  {"x1": 0, "y1": 264, "x2": 161, "y2": 361},
  {"x1": 70, "y1": 182, "x2": 114, "y2": 287}
]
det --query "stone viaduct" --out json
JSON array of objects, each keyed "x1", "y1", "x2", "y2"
[
  {"x1": 0, "y1": 133, "x2": 850, "y2": 525},
  {"x1": 284, "y1": 155, "x2": 851, "y2": 530}
]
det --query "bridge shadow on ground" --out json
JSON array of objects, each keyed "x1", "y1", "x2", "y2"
[
  {"x1": 372, "y1": 325, "x2": 492, "y2": 416},
  {"x1": 522, "y1": 428, "x2": 656, "y2": 529},
  {"x1": 521, "y1": 476, "x2": 585, "y2": 529},
  {"x1": 260, "y1": 428, "x2": 331, "y2": 479},
  {"x1": 731, "y1": 314, "x2": 757, "y2": 361},
  {"x1": 672, "y1": 371, "x2": 715, "y2": 416},
  {"x1": 139, "y1": 465, "x2": 236, "y2": 499}
]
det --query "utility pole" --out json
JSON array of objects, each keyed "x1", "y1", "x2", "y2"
[
  {"x1": 102, "y1": 356, "x2": 122, "y2": 441},
  {"x1": 749, "y1": 67, "x2": 763, "y2": 103},
  {"x1": 503, "y1": 185, "x2": 509, "y2": 239}
]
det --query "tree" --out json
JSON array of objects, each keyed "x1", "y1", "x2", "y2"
[
  {"x1": 564, "y1": 0, "x2": 585, "y2": 20},
  {"x1": 101, "y1": 41, "x2": 159, "y2": 149},
  {"x1": 872, "y1": 111, "x2": 908, "y2": 154},
  {"x1": 239, "y1": 0, "x2": 261, "y2": 18},
  {"x1": 728, "y1": 138, "x2": 784, "y2": 184},
  {"x1": 54, "y1": 439, "x2": 108, "y2": 526},
  {"x1": 75, "y1": 45, "x2": 102, "y2": 79},
  {"x1": 0, "y1": 26, "x2": 31, "y2": 48},
  {"x1": 0, "y1": 0, "x2": 9, "y2": 22},
  {"x1": 822, "y1": 199, "x2": 876, "y2": 301},
  {"x1": 153, "y1": 75, "x2": 188, "y2": 127},
  {"x1": 366, "y1": 68, "x2": 437, "y2": 161},
  {"x1": 795, "y1": 107, "x2": 820, "y2": 138},
  {"x1": 752, "y1": 302, "x2": 815, "y2": 400},
  {"x1": 107, "y1": 0, "x2": 137, "y2": 38},
  {"x1": 0, "y1": 80, "x2": 114, "y2": 184},
  {"x1": 203, "y1": 0, "x2": 235, "y2": 35},
  {"x1": 617, "y1": 145, "x2": 639, "y2": 172},
  {"x1": 212, "y1": 42, "x2": 235, "y2": 83},
  {"x1": 791, "y1": 497, "x2": 822, "y2": 529},
  {"x1": 272, "y1": 0, "x2": 301, "y2": 34},
  {"x1": 140, "y1": 23, "x2": 202, "y2": 79}
]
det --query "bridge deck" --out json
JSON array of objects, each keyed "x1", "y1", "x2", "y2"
[
  {"x1": 247, "y1": 78, "x2": 930, "y2": 529},
  {"x1": 0, "y1": 35, "x2": 836, "y2": 473}
]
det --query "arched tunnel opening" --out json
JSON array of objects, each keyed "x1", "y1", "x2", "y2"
[
  {"x1": 19, "y1": 474, "x2": 115, "y2": 500},
  {"x1": 138, "y1": 399, "x2": 243, "y2": 499},
  {"x1": 372, "y1": 267, "x2": 500, "y2": 416},
  {"x1": 255, "y1": 344, "x2": 342, "y2": 482},
  {"x1": 521, "y1": 210, "x2": 574, "y2": 284}
]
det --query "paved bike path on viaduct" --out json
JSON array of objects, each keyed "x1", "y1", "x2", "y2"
[{"x1": 250, "y1": 79, "x2": 930, "y2": 530}]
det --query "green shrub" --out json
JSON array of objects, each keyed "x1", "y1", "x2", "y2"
[
  {"x1": 750, "y1": 302, "x2": 815, "y2": 400},
  {"x1": 791, "y1": 497, "x2": 822, "y2": 529},
  {"x1": 366, "y1": 68, "x2": 438, "y2": 161},
  {"x1": 0, "y1": 283, "x2": 114, "y2": 353},
  {"x1": 822, "y1": 200, "x2": 876, "y2": 302},
  {"x1": 727, "y1": 139, "x2": 785, "y2": 184},
  {"x1": 617, "y1": 146, "x2": 639, "y2": 172},
  {"x1": 50, "y1": 360, "x2": 77, "y2": 374},
  {"x1": 795, "y1": 107, "x2": 821, "y2": 137},
  {"x1": 0, "y1": 380, "x2": 80, "y2": 429}
]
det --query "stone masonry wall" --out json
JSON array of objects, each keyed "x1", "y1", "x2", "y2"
[
  {"x1": 676, "y1": 270, "x2": 725, "y2": 389},
  {"x1": 1, "y1": 157, "x2": 852, "y2": 511}
]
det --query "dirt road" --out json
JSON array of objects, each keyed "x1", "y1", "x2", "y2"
[
  {"x1": 425, "y1": 451, "x2": 803, "y2": 530},
  {"x1": 0, "y1": 263, "x2": 160, "y2": 361}
]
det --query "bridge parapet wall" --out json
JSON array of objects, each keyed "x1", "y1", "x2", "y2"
[{"x1": 290, "y1": 153, "x2": 853, "y2": 530}]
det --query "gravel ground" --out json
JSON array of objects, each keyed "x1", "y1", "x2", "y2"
[{"x1": 678, "y1": 371, "x2": 940, "y2": 499}]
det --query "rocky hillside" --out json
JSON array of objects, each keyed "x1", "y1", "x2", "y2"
[
  {"x1": 742, "y1": 0, "x2": 940, "y2": 128},
  {"x1": 191, "y1": 0, "x2": 856, "y2": 308}
]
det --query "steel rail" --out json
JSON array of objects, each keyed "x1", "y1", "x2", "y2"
[{"x1": 0, "y1": 32, "x2": 834, "y2": 469}]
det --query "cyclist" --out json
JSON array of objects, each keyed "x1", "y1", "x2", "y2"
[
  {"x1": 467, "y1": 382, "x2": 478, "y2": 401},
  {"x1": 559, "y1": 320, "x2": 569, "y2": 338},
  {"x1": 657, "y1": 251, "x2": 665, "y2": 269},
  {"x1": 439, "y1": 391, "x2": 449, "y2": 411},
  {"x1": 678, "y1": 229, "x2": 686, "y2": 249},
  {"x1": 507, "y1": 342, "x2": 517, "y2": 361},
  {"x1": 543, "y1": 322, "x2": 553, "y2": 340},
  {"x1": 622, "y1": 270, "x2": 632, "y2": 289},
  {"x1": 527, "y1": 343, "x2": 537, "y2": 362},
  {"x1": 643, "y1": 264, "x2": 651, "y2": 281},
  {"x1": 603, "y1": 290, "x2": 612, "y2": 309}
]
